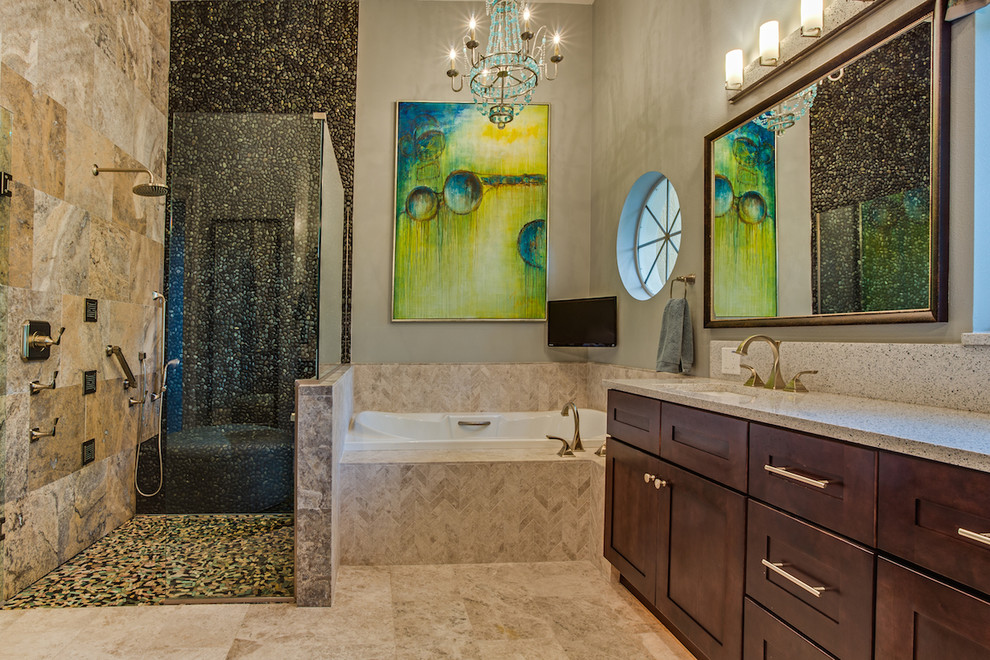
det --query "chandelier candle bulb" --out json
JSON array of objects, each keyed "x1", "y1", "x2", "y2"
[
  {"x1": 760, "y1": 20, "x2": 780, "y2": 66},
  {"x1": 801, "y1": 0, "x2": 823, "y2": 37},
  {"x1": 725, "y1": 49, "x2": 744, "y2": 90}
]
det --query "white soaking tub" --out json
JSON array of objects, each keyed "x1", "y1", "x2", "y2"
[{"x1": 346, "y1": 409, "x2": 606, "y2": 451}]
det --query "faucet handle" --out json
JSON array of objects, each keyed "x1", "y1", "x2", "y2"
[
  {"x1": 740, "y1": 364, "x2": 765, "y2": 388},
  {"x1": 784, "y1": 370, "x2": 818, "y2": 393},
  {"x1": 548, "y1": 435, "x2": 573, "y2": 457}
]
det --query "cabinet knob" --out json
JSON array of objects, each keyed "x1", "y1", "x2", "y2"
[
  {"x1": 644, "y1": 473, "x2": 655, "y2": 484},
  {"x1": 653, "y1": 478, "x2": 668, "y2": 489}
]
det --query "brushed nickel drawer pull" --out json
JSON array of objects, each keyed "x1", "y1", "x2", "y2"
[
  {"x1": 761, "y1": 559, "x2": 828, "y2": 598},
  {"x1": 764, "y1": 464, "x2": 830, "y2": 489},
  {"x1": 958, "y1": 528, "x2": 990, "y2": 548},
  {"x1": 458, "y1": 421, "x2": 491, "y2": 427}
]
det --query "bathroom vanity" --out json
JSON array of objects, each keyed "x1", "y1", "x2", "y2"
[{"x1": 603, "y1": 381, "x2": 990, "y2": 660}]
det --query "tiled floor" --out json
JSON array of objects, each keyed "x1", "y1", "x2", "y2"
[
  {"x1": 0, "y1": 562, "x2": 695, "y2": 659},
  {"x1": 2, "y1": 514, "x2": 294, "y2": 608}
]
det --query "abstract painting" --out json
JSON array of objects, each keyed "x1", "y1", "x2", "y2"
[
  {"x1": 711, "y1": 121, "x2": 777, "y2": 318},
  {"x1": 392, "y1": 102, "x2": 549, "y2": 320}
]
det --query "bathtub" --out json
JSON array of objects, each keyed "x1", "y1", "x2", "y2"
[{"x1": 346, "y1": 409, "x2": 606, "y2": 451}]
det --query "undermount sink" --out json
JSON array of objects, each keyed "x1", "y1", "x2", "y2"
[{"x1": 660, "y1": 381, "x2": 763, "y2": 404}]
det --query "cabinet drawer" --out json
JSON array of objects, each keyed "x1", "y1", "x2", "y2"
[
  {"x1": 746, "y1": 501, "x2": 874, "y2": 660},
  {"x1": 878, "y1": 452, "x2": 990, "y2": 596},
  {"x1": 660, "y1": 402, "x2": 748, "y2": 491},
  {"x1": 749, "y1": 424, "x2": 877, "y2": 545},
  {"x1": 743, "y1": 599, "x2": 834, "y2": 660},
  {"x1": 876, "y1": 558, "x2": 990, "y2": 659},
  {"x1": 606, "y1": 390, "x2": 662, "y2": 455}
]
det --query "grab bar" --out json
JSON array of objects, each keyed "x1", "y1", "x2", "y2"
[
  {"x1": 106, "y1": 345, "x2": 136, "y2": 389},
  {"x1": 458, "y1": 421, "x2": 492, "y2": 428}
]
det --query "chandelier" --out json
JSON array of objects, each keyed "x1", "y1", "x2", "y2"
[
  {"x1": 753, "y1": 83, "x2": 818, "y2": 135},
  {"x1": 446, "y1": 1, "x2": 563, "y2": 129}
]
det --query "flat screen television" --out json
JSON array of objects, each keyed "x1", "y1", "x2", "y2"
[{"x1": 547, "y1": 296, "x2": 617, "y2": 347}]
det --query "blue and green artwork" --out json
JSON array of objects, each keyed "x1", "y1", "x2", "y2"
[
  {"x1": 392, "y1": 102, "x2": 549, "y2": 320},
  {"x1": 711, "y1": 122, "x2": 778, "y2": 318}
]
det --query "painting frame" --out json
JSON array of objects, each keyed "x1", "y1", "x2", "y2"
[{"x1": 390, "y1": 100, "x2": 551, "y2": 322}]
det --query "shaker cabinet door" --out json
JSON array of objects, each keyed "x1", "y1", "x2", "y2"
[
  {"x1": 876, "y1": 558, "x2": 990, "y2": 660},
  {"x1": 604, "y1": 438, "x2": 661, "y2": 602},
  {"x1": 655, "y1": 460, "x2": 746, "y2": 660}
]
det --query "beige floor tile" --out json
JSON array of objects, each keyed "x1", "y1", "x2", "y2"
[
  {"x1": 639, "y1": 630, "x2": 697, "y2": 660},
  {"x1": 0, "y1": 561, "x2": 696, "y2": 660}
]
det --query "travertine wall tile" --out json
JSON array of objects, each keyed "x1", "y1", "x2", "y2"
[
  {"x1": 295, "y1": 366, "x2": 353, "y2": 607},
  {"x1": 587, "y1": 363, "x2": 660, "y2": 411},
  {"x1": 0, "y1": 0, "x2": 167, "y2": 599},
  {"x1": 354, "y1": 363, "x2": 592, "y2": 414},
  {"x1": 340, "y1": 458, "x2": 604, "y2": 567}
]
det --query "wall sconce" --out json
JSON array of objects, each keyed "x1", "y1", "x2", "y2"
[
  {"x1": 759, "y1": 21, "x2": 780, "y2": 66},
  {"x1": 802, "y1": 0, "x2": 823, "y2": 37},
  {"x1": 725, "y1": 49, "x2": 744, "y2": 90}
]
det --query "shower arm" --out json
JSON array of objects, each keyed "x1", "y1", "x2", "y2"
[{"x1": 92, "y1": 166, "x2": 155, "y2": 178}]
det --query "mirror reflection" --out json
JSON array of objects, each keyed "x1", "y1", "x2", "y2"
[{"x1": 706, "y1": 14, "x2": 942, "y2": 326}]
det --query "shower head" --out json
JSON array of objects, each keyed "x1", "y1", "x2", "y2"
[
  {"x1": 92, "y1": 164, "x2": 169, "y2": 197},
  {"x1": 133, "y1": 181, "x2": 169, "y2": 197}
]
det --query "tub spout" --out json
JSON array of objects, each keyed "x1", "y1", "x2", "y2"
[{"x1": 561, "y1": 402, "x2": 583, "y2": 451}]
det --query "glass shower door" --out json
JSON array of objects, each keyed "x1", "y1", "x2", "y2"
[{"x1": 157, "y1": 113, "x2": 324, "y2": 601}]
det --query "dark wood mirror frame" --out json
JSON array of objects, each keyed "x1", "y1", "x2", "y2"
[{"x1": 703, "y1": 0, "x2": 948, "y2": 328}]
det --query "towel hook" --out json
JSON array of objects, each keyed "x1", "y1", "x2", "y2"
[{"x1": 670, "y1": 274, "x2": 697, "y2": 299}]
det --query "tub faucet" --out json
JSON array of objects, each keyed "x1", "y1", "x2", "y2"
[
  {"x1": 734, "y1": 335, "x2": 785, "y2": 390},
  {"x1": 561, "y1": 401, "x2": 584, "y2": 451}
]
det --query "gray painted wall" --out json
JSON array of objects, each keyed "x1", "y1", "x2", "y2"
[
  {"x1": 350, "y1": 0, "x2": 978, "y2": 370},
  {"x1": 351, "y1": 0, "x2": 594, "y2": 363},
  {"x1": 591, "y1": 0, "x2": 977, "y2": 373}
]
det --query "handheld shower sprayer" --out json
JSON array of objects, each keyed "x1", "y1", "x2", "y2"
[{"x1": 135, "y1": 291, "x2": 177, "y2": 499}]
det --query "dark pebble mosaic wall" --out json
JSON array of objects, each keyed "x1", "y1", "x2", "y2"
[
  {"x1": 169, "y1": 0, "x2": 359, "y2": 361},
  {"x1": 808, "y1": 21, "x2": 932, "y2": 314}
]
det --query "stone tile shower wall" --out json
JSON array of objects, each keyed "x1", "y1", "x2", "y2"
[
  {"x1": 0, "y1": 0, "x2": 168, "y2": 600},
  {"x1": 169, "y1": 0, "x2": 359, "y2": 361}
]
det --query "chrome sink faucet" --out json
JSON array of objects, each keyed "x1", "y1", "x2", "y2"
[
  {"x1": 734, "y1": 335, "x2": 786, "y2": 390},
  {"x1": 561, "y1": 401, "x2": 584, "y2": 451}
]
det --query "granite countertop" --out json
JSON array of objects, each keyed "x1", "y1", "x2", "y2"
[{"x1": 604, "y1": 377, "x2": 990, "y2": 472}]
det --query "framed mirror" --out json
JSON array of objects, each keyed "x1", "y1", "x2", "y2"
[{"x1": 704, "y1": 2, "x2": 948, "y2": 328}]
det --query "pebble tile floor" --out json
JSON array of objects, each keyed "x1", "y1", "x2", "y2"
[
  {"x1": 1, "y1": 514, "x2": 294, "y2": 609},
  {"x1": 0, "y1": 562, "x2": 696, "y2": 659}
]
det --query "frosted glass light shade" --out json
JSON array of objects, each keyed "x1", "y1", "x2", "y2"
[
  {"x1": 725, "y1": 49, "x2": 743, "y2": 89},
  {"x1": 802, "y1": 0, "x2": 823, "y2": 37},
  {"x1": 760, "y1": 20, "x2": 779, "y2": 66}
]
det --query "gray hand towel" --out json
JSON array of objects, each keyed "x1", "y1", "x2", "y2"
[{"x1": 656, "y1": 297, "x2": 694, "y2": 374}]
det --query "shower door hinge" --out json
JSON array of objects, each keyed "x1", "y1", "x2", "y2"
[{"x1": 0, "y1": 171, "x2": 11, "y2": 197}]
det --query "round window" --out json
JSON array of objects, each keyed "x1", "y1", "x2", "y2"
[{"x1": 616, "y1": 172, "x2": 682, "y2": 300}]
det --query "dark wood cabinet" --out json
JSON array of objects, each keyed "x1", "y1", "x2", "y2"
[
  {"x1": 605, "y1": 388, "x2": 990, "y2": 660},
  {"x1": 743, "y1": 599, "x2": 834, "y2": 660},
  {"x1": 749, "y1": 424, "x2": 877, "y2": 546},
  {"x1": 876, "y1": 558, "x2": 990, "y2": 659},
  {"x1": 655, "y1": 460, "x2": 747, "y2": 660},
  {"x1": 878, "y1": 452, "x2": 990, "y2": 596},
  {"x1": 607, "y1": 389, "x2": 662, "y2": 455},
  {"x1": 745, "y1": 501, "x2": 874, "y2": 660},
  {"x1": 604, "y1": 437, "x2": 661, "y2": 602},
  {"x1": 661, "y1": 402, "x2": 749, "y2": 492}
]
